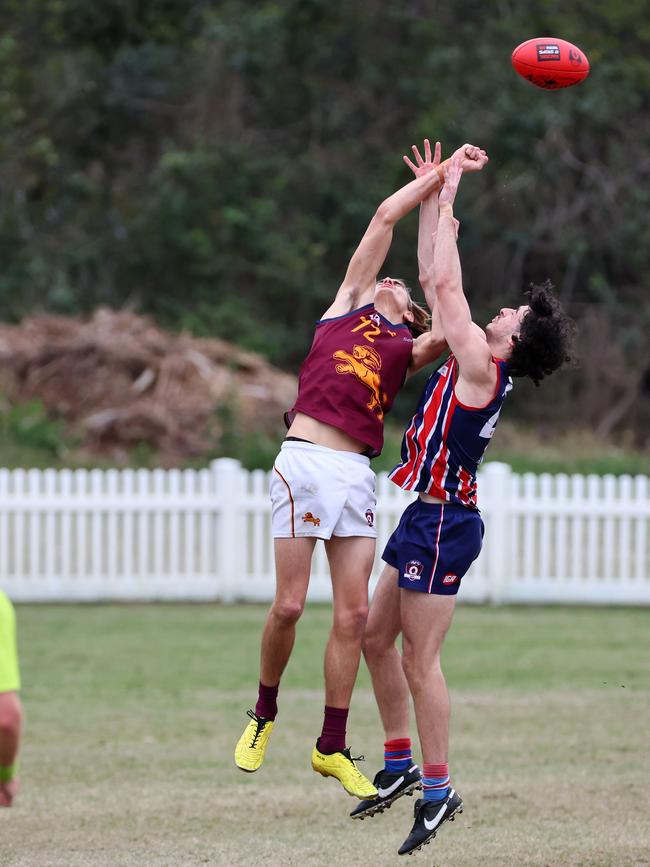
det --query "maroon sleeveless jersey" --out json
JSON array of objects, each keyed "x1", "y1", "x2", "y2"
[{"x1": 285, "y1": 304, "x2": 414, "y2": 457}]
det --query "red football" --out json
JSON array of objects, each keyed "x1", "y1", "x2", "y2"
[{"x1": 512, "y1": 37, "x2": 589, "y2": 89}]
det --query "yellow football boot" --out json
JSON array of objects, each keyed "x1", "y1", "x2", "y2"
[
  {"x1": 311, "y1": 745, "x2": 379, "y2": 799},
  {"x1": 234, "y1": 710, "x2": 275, "y2": 772}
]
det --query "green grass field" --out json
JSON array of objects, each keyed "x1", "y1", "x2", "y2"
[{"x1": 2, "y1": 604, "x2": 649, "y2": 866}]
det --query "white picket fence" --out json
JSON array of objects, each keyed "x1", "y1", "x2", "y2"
[{"x1": 0, "y1": 459, "x2": 649, "y2": 605}]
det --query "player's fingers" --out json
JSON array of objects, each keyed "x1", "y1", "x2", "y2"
[
  {"x1": 403, "y1": 154, "x2": 418, "y2": 172},
  {"x1": 423, "y1": 138, "x2": 432, "y2": 163},
  {"x1": 412, "y1": 145, "x2": 424, "y2": 166},
  {"x1": 433, "y1": 141, "x2": 442, "y2": 165}
]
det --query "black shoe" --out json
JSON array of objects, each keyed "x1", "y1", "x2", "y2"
[
  {"x1": 397, "y1": 789, "x2": 463, "y2": 855},
  {"x1": 350, "y1": 764, "x2": 422, "y2": 819}
]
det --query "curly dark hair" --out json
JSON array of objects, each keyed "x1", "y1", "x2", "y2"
[{"x1": 508, "y1": 281, "x2": 576, "y2": 386}]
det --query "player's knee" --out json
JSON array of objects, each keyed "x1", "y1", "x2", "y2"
[
  {"x1": 402, "y1": 648, "x2": 442, "y2": 687},
  {"x1": 401, "y1": 647, "x2": 423, "y2": 686},
  {"x1": 334, "y1": 604, "x2": 369, "y2": 641},
  {"x1": 270, "y1": 598, "x2": 304, "y2": 628},
  {"x1": 362, "y1": 624, "x2": 390, "y2": 660}
]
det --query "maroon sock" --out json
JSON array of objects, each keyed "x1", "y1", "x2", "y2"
[
  {"x1": 254, "y1": 681, "x2": 279, "y2": 721},
  {"x1": 317, "y1": 705, "x2": 349, "y2": 754}
]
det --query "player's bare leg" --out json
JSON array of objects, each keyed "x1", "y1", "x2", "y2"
[
  {"x1": 311, "y1": 535, "x2": 378, "y2": 799},
  {"x1": 0, "y1": 692, "x2": 22, "y2": 807},
  {"x1": 323, "y1": 535, "x2": 374, "y2": 707},
  {"x1": 235, "y1": 537, "x2": 315, "y2": 772},
  {"x1": 351, "y1": 565, "x2": 421, "y2": 819},
  {"x1": 260, "y1": 537, "x2": 316, "y2": 685},
  {"x1": 397, "y1": 590, "x2": 463, "y2": 855},
  {"x1": 363, "y1": 564, "x2": 409, "y2": 739},
  {"x1": 400, "y1": 590, "x2": 455, "y2": 761}
]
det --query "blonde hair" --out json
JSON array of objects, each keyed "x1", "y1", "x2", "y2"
[{"x1": 394, "y1": 279, "x2": 431, "y2": 336}]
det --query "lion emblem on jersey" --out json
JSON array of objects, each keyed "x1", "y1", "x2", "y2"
[{"x1": 333, "y1": 344, "x2": 386, "y2": 419}]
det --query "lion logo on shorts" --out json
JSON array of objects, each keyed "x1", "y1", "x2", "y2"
[
  {"x1": 333, "y1": 344, "x2": 386, "y2": 419},
  {"x1": 302, "y1": 512, "x2": 321, "y2": 527}
]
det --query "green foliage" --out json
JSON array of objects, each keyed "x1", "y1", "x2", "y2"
[
  {"x1": 0, "y1": 401, "x2": 646, "y2": 473},
  {"x1": 486, "y1": 451, "x2": 650, "y2": 477},
  {"x1": 0, "y1": 0, "x2": 648, "y2": 441},
  {"x1": 208, "y1": 431, "x2": 283, "y2": 472},
  {"x1": 0, "y1": 400, "x2": 72, "y2": 458}
]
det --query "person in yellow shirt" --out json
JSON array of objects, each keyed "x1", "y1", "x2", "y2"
[{"x1": 0, "y1": 590, "x2": 22, "y2": 807}]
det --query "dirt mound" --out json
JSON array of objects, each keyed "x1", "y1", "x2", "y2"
[{"x1": 0, "y1": 309, "x2": 298, "y2": 463}]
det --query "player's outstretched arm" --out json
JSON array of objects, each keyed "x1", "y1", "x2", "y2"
[
  {"x1": 434, "y1": 156, "x2": 494, "y2": 389},
  {"x1": 404, "y1": 139, "x2": 448, "y2": 373},
  {"x1": 322, "y1": 167, "x2": 446, "y2": 319},
  {"x1": 322, "y1": 142, "x2": 488, "y2": 320}
]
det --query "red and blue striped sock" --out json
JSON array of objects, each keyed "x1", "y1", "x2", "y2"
[
  {"x1": 422, "y1": 762, "x2": 450, "y2": 802},
  {"x1": 384, "y1": 738, "x2": 412, "y2": 773}
]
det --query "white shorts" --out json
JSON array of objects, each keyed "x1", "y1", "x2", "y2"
[{"x1": 270, "y1": 440, "x2": 377, "y2": 540}]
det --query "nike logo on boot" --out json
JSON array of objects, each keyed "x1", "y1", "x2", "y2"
[
  {"x1": 377, "y1": 775, "x2": 405, "y2": 798},
  {"x1": 423, "y1": 791, "x2": 454, "y2": 831}
]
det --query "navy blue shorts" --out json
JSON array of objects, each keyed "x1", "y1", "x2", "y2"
[{"x1": 382, "y1": 499, "x2": 484, "y2": 595}]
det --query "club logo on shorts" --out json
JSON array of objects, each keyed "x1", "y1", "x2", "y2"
[
  {"x1": 442, "y1": 573, "x2": 459, "y2": 585},
  {"x1": 404, "y1": 560, "x2": 424, "y2": 582},
  {"x1": 302, "y1": 512, "x2": 321, "y2": 526},
  {"x1": 365, "y1": 509, "x2": 374, "y2": 527}
]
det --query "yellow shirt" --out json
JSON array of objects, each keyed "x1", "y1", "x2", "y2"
[{"x1": 0, "y1": 591, "x2": 20, "y2": 693}]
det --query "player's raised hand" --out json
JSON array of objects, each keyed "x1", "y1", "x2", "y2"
[
  {"x1": 403, "y1": 139, "x2": 442, "y2": 178},
  {"x1": 439, "y1": 154, "x2": 464, "y2": 209},
  {"x1": 452, "y1": 143, "x2": 488, "y2": 173}
]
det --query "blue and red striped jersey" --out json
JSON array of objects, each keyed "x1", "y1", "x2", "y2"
[{"x1": 389, "y1": 355, "x2": 512, "y2": 508}]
